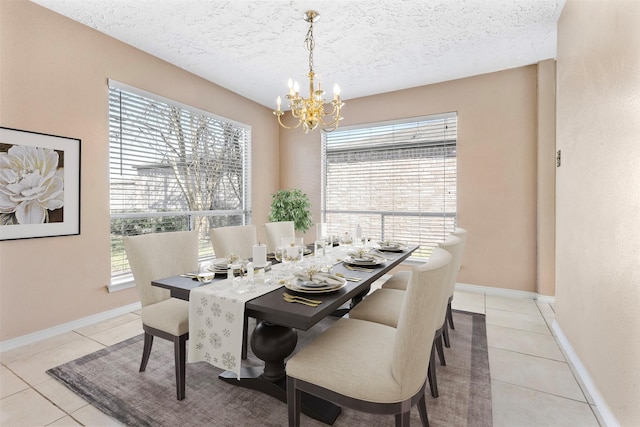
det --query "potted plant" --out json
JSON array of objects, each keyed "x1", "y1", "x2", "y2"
[{"x1": 268, "y1": 189, "x2": 313, "y2": 233}]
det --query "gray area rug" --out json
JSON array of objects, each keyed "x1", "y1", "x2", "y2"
[{"x1": 47, "y1": 310, "x2": 491, "y2": 426}]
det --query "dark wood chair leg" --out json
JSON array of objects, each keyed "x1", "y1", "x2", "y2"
[
  {"x1": 443, "y1": 320, "x2": 451, "y2": 348},
  {"x1": 395, "y1": 409, "x2": 410, "y2": 427},
  {"x1": 428, "y1": 344, "x2": 438, "y2": 397},
  {"x1": 174, "y1": 334, "x2": 187, "y2": 401},
  {"x1": 139, "y1": 332, "x2": 153, "y2": 372},
  {"x1": 287, "y1": 376, "x2": 301, "y2": 427},
  {"x1": 435, "y1": 333, "x2": 446, "y2": 366},
  {"x1": 447, "y1": 299, "x2": 455, "y2": 330},
  {"x1": 417, "y1": 392, "x2": 430, "y2": 427}
]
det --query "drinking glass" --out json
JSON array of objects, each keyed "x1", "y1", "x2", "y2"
[
  {"x1": 274, "y1": 245, "x2": 283, "y2": 263},
  {"x1": 314, "y1": 239, "x2": 326, "y2": 258},
  {"x1": 281, "y1": 237, "x2": 304, "y2": 271},
  {"x1": 316, "y1": 222, "x2": 333, "y2": 253},
  {"x1": 316, "y1": 223, "x2": 327, "y2": 241}
]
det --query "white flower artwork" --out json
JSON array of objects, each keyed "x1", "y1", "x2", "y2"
[
  {"x1": 0, "y1": 127, "x2": 80, "y2": 241},
  {"x1": 0, "y1": 145, "x2": 65, "y2": 225}
]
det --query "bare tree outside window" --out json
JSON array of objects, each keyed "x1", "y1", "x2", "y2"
[{"x1": 109, "y1": 82, "x2": 251, "y2": 278}]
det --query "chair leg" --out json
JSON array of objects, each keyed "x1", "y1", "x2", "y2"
[
  {"x1": 287, "y1": 376, "x2": 301, "y2": 427},
  {"x1": 395, "y1": 410, "x2": 410, "y2": 427},
  {"x1": 443, "y1": 320, "x2": 451, "y2": 348},
  {"x1": 435, "y1": 333, "x2": 446, "y2": 366},
  {"x1": 447, "y1": 299, "x2": 455, "y2": 330},
  {"x1": 428, "y1": 344, "x2": 438, "y2": 398},
  {"x1": 174, "y1": 334, "x2": 187, "y2": 401},
  {"x1": 139, "y1": 332, "x2": 154, "y2": 372},
  {"x1": 417, "y1": 391, "x2": 430, "y2": 427}
]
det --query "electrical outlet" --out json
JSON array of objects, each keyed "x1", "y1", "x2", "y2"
[{"x1": 556, "y1": 150, "x2": 561, "y2": 167}]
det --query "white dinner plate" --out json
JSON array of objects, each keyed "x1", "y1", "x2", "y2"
[
  {"x1": 210, "y1": 259, "x2": 248, "y2": 274},
  {"x1": 283, "y1": 276, "x2": 346, "y2": 294},
  {"x1": 343, "y1": 254, "x2": 386, "y2": 266},
  {"x1": 377, "y1": 242, "x2": 406, "y2": 252}
]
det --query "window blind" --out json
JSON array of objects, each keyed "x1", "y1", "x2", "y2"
[
  {"x1": 322, "y1": 113, "x2": 457, "y2": 258},
  {"x1": 108, "y1": 80, "x2": 251, "y2": 276}
]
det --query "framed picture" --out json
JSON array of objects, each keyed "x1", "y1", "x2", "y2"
[{"x1": 0, "y1": 127, "x2": 81, "y2": 241}]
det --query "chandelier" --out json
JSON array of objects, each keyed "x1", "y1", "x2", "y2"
[{"x1": 273, "y1": 10, "x2": 344, "y2": 133}]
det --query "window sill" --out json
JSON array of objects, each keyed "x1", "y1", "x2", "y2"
[{"x1": 108, "y1": 274, "x2": 136, "y2": 293}]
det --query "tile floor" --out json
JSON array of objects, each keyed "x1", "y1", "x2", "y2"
[{"x1": 0, "y1": 291, "x2": 604, "y2": 426}]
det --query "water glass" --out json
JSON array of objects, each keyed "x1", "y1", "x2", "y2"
[
  {"x1": 274, "y1": 245, "x2": 283, "y2": 263},
  {"x1": 281, "y1": 237, "x2": 304, "y2": 270},
  {"x1": 316, "y1": 223, "x2": 333, "y2": 253},
  {"x1": 314, "y1": 239, "x2": 326, "y2": 258}
]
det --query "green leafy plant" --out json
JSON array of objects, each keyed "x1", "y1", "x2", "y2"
[{"x1": 268, "y1": 189, "x2": 312, "y2": 233}]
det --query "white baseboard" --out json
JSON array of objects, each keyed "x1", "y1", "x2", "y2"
[
  {"x1": 455, "y1": 282, "x2": 556, "y2": 304},
  {"x1": 0, "y1": 302, "x2": 142, "y2": 352},
  {"x1": 552, "y1": 321, "x2": 618, "y2": 427},
  {"x1": 536, "y1": 294, "x2": 556, "y2": 304}
]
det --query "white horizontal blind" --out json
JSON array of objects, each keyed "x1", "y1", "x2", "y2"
[
  {"x1": 108, "y1": 81, "x2": 251, "y2": 276},
  {"x1": 322, "y1": 113, "x2": 457, "y2": 258}
]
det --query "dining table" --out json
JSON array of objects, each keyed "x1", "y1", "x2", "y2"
[{"x1": 152, "y1": 243, "x2": 417, "y2": 424}]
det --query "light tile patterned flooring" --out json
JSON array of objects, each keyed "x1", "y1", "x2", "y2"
[{"x1": 0, "y1": 291, "x2": 604, "y2": 426}]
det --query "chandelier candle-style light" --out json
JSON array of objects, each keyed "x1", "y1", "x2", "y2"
[{"x1": 273, "y1": 10, "x2": 344, "y2": 133}]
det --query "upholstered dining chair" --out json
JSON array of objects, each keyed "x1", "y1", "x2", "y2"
[
  {"x1": 382, "y1": 232, "x2": 466, "y2": 345},
  {"x1": 209, "y1": 224, "x2": 257, "y2": 260},
  {"x1": 263, "y1": 221, "x2": 295, "y2": 254},
  {"x1": 123, "y1": 230, "x2": 198, "y2": 401},
  {"x1": 446, "y1": 227, "x2": 467, "y2": 331},
  {"x1": 348, "y1": 235, "x2": 463, "y2": 398},
  {"x1": 286, "y1": 248, "x2": 452, "y2": 426}
]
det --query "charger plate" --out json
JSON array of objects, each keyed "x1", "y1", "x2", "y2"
[{"x1": 283, "y1": 276, "x2": 346, "y2": 294}]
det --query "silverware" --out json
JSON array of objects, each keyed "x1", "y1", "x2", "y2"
[
  {"x1": 344, "y1": 264, "x2": 375, "y2": 272},
  {"x1": 334, "y1": 273, "x2": 361, "y2": 282},
  {"x1": 283, "y1": 292, "x2": 322, "y2": 304},
  {"x1": 283, "y1": 295, "x2": 321, "y2": 307}
]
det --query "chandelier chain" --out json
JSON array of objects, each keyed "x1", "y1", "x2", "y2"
[{"x1": 305, "y1": 20, "x2": 315, "y2": 73}]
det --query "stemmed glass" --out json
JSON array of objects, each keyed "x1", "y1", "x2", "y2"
[
  {"x1": 281, "y1": 237, "x2": 304, "y2": 272},
  {"x1": 316, "y1": 222, "x2": 333, "y2": 254}
]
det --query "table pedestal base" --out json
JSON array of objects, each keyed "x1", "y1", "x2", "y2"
[
  {"x1": 219, "y1": 320, "x2": 341, "y2": 425},
  {"x1": 219, "y1": 368, "x2": 341, "y2": 425}
]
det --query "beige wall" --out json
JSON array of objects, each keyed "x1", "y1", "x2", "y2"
[
  {"x1": 0, "y1": 0, "x2": 279, "y2": 341},
  {"x1": 282, "y1": 66, "x2": 545, "y2": 292},
  {"x1": 555, "y1": 0, "x2": 640, "y2": 424},
  {"x1": 537, "y1": 59, "x2": 557, "y2": 297}
]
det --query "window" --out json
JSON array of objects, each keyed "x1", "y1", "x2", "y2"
[
  {"x1": 109, "y1": 80, "x2": 251, "y2": 280},
  {"x1": 322, "y1": 113, "x2": 456, "y2": 258}
]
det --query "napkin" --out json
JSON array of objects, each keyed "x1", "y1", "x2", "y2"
[
  {"x1": 347, "y1": 252, "x2": 385, "y2": 261},
  {"x1": 294, "y1": 272, "x2": 343, "y2": 286},
  {"x1": 378, "y1": 241, "x2": 402, "y2": 248}
]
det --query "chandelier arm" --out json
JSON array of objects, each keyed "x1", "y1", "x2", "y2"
[
  {"x1": 290, "y1": 107, "x2": 305, "y2": 119},
  {"x1": 323, "y1": 103, "x2": 343, "y2": 119},
  {"x1": 319, "y1": 115, "x2": 340, "y2": 129},
  {"x1": 277, "y1": 113, "x2": 302, "y2": 130}
]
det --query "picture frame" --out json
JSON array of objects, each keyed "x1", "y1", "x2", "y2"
[{"x1": 0, "y1": 127, "x2": 81, "y2": 241}]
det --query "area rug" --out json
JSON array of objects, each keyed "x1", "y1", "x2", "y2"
[{"x1": 47, "y1": 310, "x2": 491, "y2": 427}]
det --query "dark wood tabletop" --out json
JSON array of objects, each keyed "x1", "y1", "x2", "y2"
[{"x1": 152, "y1": 245, "x2": 417, "y2": 331}]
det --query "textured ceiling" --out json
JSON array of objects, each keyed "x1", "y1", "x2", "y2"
[{"x1": 31, "y1": 0, "x2": 565, "y2": 108}]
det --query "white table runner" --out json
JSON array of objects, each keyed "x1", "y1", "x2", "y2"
[
  {"x1": 187, "y1": 274, "x2": 281, "y2": 379},
  {"x1": 187, "y1": 246, "x2": 359, "y2": 378}
]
